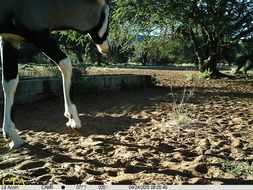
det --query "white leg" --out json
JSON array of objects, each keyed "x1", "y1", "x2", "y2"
[
  {"x1": 58, "y1": 58, "x2": 81, "y2": 129},
  {"x1": 2, "y1": 76, "x2": 25, "y2": 149}
]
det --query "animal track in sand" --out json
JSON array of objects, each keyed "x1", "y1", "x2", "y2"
[{"x1": 1, "y1": 69, "x2": 253, "y2": 184}]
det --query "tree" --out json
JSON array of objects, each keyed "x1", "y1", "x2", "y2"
[
  {"x1": 54, "y1": 31, "x2": 103, "y2": 65},
  {"x1": 173, "y1": 0, "x2": 253, "y2": 77},
  {"x1": 112, "y1": 0, "x2": 253, "y2": 77},
  {"x1": 132, "y1": 35, "x2": 186, "y2": 65}
]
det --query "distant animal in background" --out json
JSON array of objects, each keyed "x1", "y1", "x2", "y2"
[{"x1": 234, "y1": 54, "x2": 253, "y2": 79}]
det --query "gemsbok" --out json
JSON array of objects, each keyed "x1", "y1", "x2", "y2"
[
  {"x1": 235, "y1": 54, "x2": 253, "y2": 79},
  {"x1": 0, "y1": 0, "x2": 111, "y2": 149}
]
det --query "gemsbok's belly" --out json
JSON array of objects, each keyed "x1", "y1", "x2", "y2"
[
  {"x1": 0, "y1": 33, "x2": 25, "y2": 41},
  {"x1": 0, "y1": 33, "x2": 25, "y2": 47}
]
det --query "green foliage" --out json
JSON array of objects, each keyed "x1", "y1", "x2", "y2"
[
  {"x1": 198, "y1": 69, "x2": 213, "y2": 79},
  {"x1": 236, "y1": 41, "x2": 253, "y2": 57},
  {"x1": 169, "y1": 86, "x2": 196, "y2": 125},
  {"x1": 111, "y1": 0, "x2": 253, "y2": 70},
  {"x1": 43, "y1": 64, "x2": 61, "y2": 78},
  {"x1": 19, "y1": 64, "x2": 38, "y2": 76},
  {"x1": 131, "y1": 36, "x2": 187, "y2": 65},
  {"x1": 222, "y1": 161, "x2": 253, "y2": 177},
  {"x1": 54, "y1": 31, "x2": 102, "y2": 65},
  {"x1": 186, "y1": 73, "x2": 194, "y2": 81},
  {"x1": 19, "y1": 63, "x2": 60, "y2": 78}
]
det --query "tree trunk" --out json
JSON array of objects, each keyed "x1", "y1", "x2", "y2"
[
  {"x1": 141, "y1": 53, "x2": 147, "y2": 66},
  {"x1": 198, "y1": 53, "x2": 216, "y2": 71},
  {"x1": 189, "y1": 27, "x2": 235, "y2": 78},
  {"x1": 198, "y1": 54, "x2": 235, "y2": 78}
]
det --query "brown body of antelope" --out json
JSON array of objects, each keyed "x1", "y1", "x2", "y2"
[{"x1": 0, "y1": 0, "x2": 111, "y2": 149}]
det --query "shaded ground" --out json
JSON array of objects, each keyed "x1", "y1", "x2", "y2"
[{"x1": 0, "y1": 68, "x2": 253, "y2": 185}]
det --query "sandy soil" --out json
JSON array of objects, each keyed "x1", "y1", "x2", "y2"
[{"x1": 0, "y1": 68, "x2": 253, "y2": 185}]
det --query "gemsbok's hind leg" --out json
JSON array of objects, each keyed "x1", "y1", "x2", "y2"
[
  {"x1": 244, "y1": 70, "x2": 249, "y2": 80},
  {"x1": 244, "y1": 59, "x2": 253, "y2": 80},
  {"x1": 29, "y1": 30, "x2": 81, "y2": 130},
  {"x1": 0, "y1": 38, "x2": 25, "y2": 149}
]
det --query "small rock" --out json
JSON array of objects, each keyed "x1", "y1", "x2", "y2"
[
  {"x1": 160, "y1": 161, "x2": 176, "y2": 168},
  {"x1": 195, "y1": 146, "x2": 204, "y2": 155},
  {"x1": 247, "y1": 175, "x2": 253, "y2": 180},
  {"x1": 198, "y1": 139, "x2": 211, "y2": 148},
  {"x1": 231, "y1": 138, "x2": 243, "y2": 148},
  {"x1": 188, "y1": 177, "x2": 207, "y2": 184},
  {"x1": 211, "y1": 181, "x2": 224, "y2": 185},
  {"x1": 171, "y1": 152, "x2": 184, "y2": 162},
  {"x1": 232, "y1": 117, "x2": 242, "y2": 124},
  {"x1": 193, "y1": 155, "x2": 206, "y2": 163}
]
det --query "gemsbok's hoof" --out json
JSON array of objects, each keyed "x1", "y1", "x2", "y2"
[
  {"x1": 66, "y1": 119, "x2": 82, "y2": 131},
  {"x1": 71, "y1": 127, "x2": 82, "y2": 134},
  {"x1": 9, "y1": 138, "x2": 26, "y2": 149}
]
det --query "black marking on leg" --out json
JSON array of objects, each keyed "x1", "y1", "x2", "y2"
[
  {"x1": 89, "y1": 9, "x2": 108, "y2": 44},
  {"x1": 10, "y1": 105, "x2": 15, "y2": 125},
  {"x1": 2, "y1": 40, "x2": 18, "y2": 82},
  {"x1": 27, "y1": 30, "x2": 67, "y2": 64},
  {"x1": 69, "y1": 81, "x2": 76, "y2": 105}
]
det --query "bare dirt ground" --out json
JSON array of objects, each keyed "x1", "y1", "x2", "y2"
[{"x1": 0, "y1": 68, "x2": 253, "y2": 185}]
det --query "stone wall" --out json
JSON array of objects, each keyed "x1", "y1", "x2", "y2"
[{"x1": 0, "y1": 75, "x2": 152, "y2": 104}]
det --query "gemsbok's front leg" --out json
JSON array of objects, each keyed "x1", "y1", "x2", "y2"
[
  {"x1": 30, "y1": 30, "x2": 81, "y2": 130},
  {"x1": 1, "y1": 38, "x2": 25, "y2": 149},
  {"x1": 58, "y1": 58, "x2": 81, "y2": 129}
]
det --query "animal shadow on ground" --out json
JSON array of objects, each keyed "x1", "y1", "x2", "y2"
[{"x1": 0, "y1": 87, "x2": 170, "y2": 135}]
